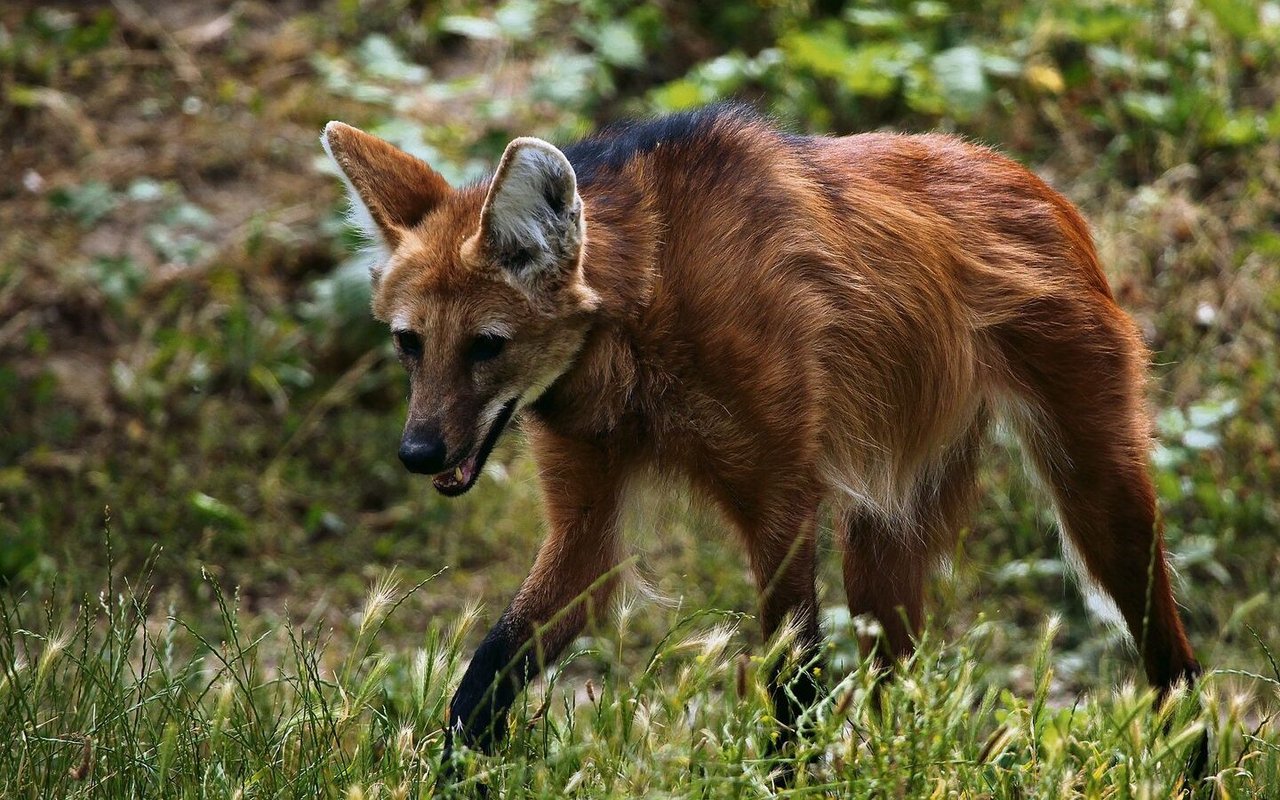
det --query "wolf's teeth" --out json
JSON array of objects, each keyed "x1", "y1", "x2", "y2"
[{"x1": 454, "y1": 467, "x2": 464, "y2": 482}]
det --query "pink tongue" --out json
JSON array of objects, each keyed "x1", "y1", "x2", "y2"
[{"x1": 433, "y1": 454, "x2": 479, "y2": 489}]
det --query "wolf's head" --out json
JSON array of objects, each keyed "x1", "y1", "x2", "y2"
[{"x1": 322, "y1": 123, "x2": 599, "y2": 496}]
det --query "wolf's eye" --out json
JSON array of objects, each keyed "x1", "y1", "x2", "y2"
[
  {"x1": 466, "y1": 332, "x2": 507, "y2": 363},
  {"x1": 394, "y1": 330, "x2": 422, "y2": 359}
]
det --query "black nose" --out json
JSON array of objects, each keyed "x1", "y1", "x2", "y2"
[{"x1": 399, "y1": 427, "x2": 447, "y2": 474}]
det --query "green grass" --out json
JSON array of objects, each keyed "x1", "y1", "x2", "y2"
[
  {"x1": 2, "y1": 0, "x2": 1279, "y2": 796},
  {"x1": 4, "y1": 534, "x2": 1277, "y2": 798}
]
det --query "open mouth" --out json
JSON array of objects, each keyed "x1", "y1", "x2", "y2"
[{"x1": 431, "y1": 398, "x2": 519, "y2": 497}]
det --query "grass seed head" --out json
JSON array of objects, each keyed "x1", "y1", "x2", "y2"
[{"x1": 359, "y1": 572, "x2": 400, "y2": 636}]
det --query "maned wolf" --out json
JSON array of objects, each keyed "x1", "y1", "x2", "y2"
[{"x1": 322, "y1": 103, "x2": 1200, "y2": 764}]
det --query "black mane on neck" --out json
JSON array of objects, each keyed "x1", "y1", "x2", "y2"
[{"x1": 561, "y1": 102, "x2": 767, "y2": 185}]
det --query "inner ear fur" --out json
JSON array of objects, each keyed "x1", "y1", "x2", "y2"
[
  {"x1": 468, "y1": 137, "x2": 587, "y2": 302},
  {"x1": 476, "y1": 137, "x2": 580, "y2": 250},
  {"x1": 322, "y1": 122, "x2": 451, "y2": 249}
]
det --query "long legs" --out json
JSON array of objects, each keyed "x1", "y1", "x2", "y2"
[
  {"x1": 840, "y1": 420, "x2": 985, "y2": 664},
  {"x1": 839, "y1": 326, "x2": 1200, "y2": 700},
  {"x1": 746, "y1": 508, "x2": 823, "y2": 742},
  {"x1": 446, "y1": 434, "x2": 625, "y2": 753},
  {"x1": 708, "y1": 483, "x2": 825, "y2": 755}
]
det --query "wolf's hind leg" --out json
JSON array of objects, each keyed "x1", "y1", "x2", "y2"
[{"x1": 839, "y1": 418, "x2": 985, "y2": 667}]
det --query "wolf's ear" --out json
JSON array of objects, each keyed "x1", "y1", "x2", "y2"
[
  {"x1": 471, "y1": 137, "x2": 586, "y2": 298},
  {"x1": 321, "y1": 122, "x2": 450, "y2": 258}
]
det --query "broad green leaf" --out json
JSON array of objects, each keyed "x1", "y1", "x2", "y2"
[
  {"x1": 651, "y1": 79, "x2": 711, "y2": 111},
  {"x1": 495, "y1": 0, "x2": 539, "y2": 40},
  {"x1": 780, "y1": 25, "x2": 855, "y2": 81},
  {"x1": 1188, "y1": 398, "x2": 1239, "y2": 428},
  {"x1": 595, "y1": 21, "x2": 644, "y2": 68},
  {"x1": 440, "y1": 15, "x2": 501, "y2": 40},
  {"x1": 1208, "y1": 112, "x2": 1266, "y2": 146},
  {"x1": 356, "y1": 34, "x2": 427, "y2": 83},
  {"x1": 844, "y1": 8, "x2": 905, "y2": 33},
  {"x1": 1202, "y1": 0, "x2": 1261, "y2": 38},
  {"x1": 1182, "y1": 428, "x2": 1220, "y2": 450},
  {"x1": 1068, "y1": 7, "x2": 1138, "y2": 42},
  {"x1": 1122, "y1": 90, "x2": 1175, "y2": 125},
  {"x1": 189, "y1": 492, "x2": 248, "y2": 531},
  {"x1": 932, "y1": 45, "x2": 989, "y2": 119},
  {"x1": 912, "y1": 1, "x2": 952, "y2": 23},
  {"x1": 843, "y1": 42, "x2": 921, "y2": 97}
]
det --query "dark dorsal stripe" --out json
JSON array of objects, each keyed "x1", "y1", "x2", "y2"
[{"x1": 562, "y1": 102, "x2": 767, "y2": 185}]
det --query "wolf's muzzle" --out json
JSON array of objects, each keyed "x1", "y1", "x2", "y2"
[{"x1": 399, "y1": 426, "x2": 447, "y2": 474}]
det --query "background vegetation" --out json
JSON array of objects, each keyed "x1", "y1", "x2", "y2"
[{"x1": 1, "y1": 0, "x2": 1277, "y2": 796}]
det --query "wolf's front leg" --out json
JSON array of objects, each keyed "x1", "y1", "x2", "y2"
[{"x1": 444, "y1": 435, "x2": 624, "y2": 758}]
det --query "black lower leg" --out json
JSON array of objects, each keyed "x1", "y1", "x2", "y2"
[
  {"x1": 768, "y1": 640, "x2": 824, "y2": 746},
  {"x1": 764, "y1": 614, "x2": 824, "y2": 793},
  {"x1": 445, "y1": 614, "x2": 540, "y2": 754}
]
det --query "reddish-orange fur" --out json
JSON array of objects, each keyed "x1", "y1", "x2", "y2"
[{"x1": 322, "y1": 107, "x2": 1199, "y2": 761}]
